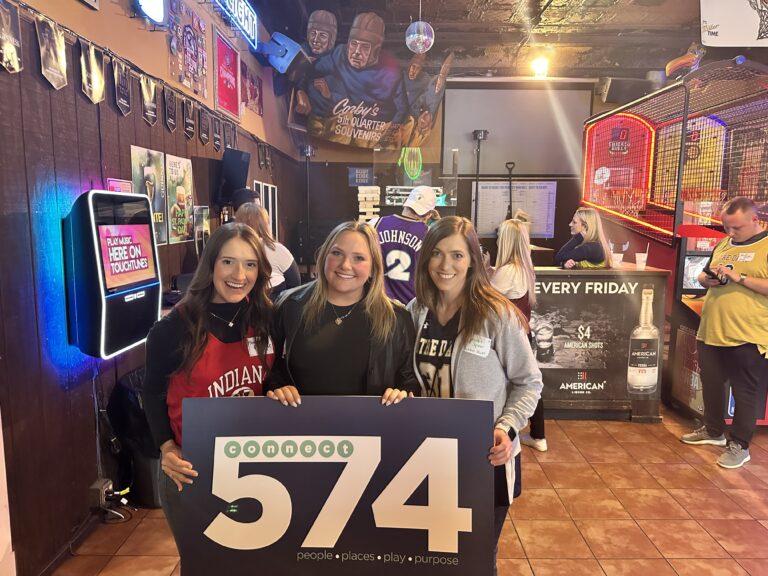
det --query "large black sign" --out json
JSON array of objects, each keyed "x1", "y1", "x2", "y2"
[
  {"x1": 182, "y1": 396, "x2": 494, "y2": 576},
  {"x1": 531, "y1": 270, "x2": 666, "y2": 409}
]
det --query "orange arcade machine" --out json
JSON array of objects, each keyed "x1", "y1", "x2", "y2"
[{"x1": 581, "y1": 57, "x2": 768, "y2": 425}]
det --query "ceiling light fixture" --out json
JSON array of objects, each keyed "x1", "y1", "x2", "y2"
[
  {"x1": 531, "y1": 56, "x2": 549, "y2": 78},
  {"x1": 405, "y1": 0, "x2": 434, "y2": 54}
]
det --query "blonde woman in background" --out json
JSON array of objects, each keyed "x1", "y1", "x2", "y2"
[
  {"x1": 492, "y1": 216, "x2": 547, "y2": 451},
  {"x1": 235, "y1": 202, "x2": 300, "y2": 298},
  {"x1": 555, "y1": 207, "x2": 613, "y2": 269}
]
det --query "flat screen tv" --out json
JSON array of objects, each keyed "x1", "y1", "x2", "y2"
[{"x1": 682, "y1": 255, "x2": 710, "y2": 295}]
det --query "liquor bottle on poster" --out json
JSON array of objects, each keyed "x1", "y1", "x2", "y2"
[{"x1": 627, "y1": 284, "x2": 660, "y2": 393}]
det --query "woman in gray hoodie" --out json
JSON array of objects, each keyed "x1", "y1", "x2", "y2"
[{"x1": 408, "y1": 216, "x2": 542, "y2": 573}]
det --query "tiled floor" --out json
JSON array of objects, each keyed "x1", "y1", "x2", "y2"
[{"x1": 54, "y1": 408, "x2": 768, "y2": 575}]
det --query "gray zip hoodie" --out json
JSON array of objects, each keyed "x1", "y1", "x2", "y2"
[{"x1": 408, "y1": 301, "x2": 543, "y2": 434}]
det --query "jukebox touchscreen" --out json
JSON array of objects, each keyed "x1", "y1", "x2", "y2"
[{"x1": 64, "y1": 191, "x2": 161, "y2": 359}]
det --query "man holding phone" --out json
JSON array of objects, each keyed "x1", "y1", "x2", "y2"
[{"x1": 680, "y1": 197, "x2": 768, "y2": 469}]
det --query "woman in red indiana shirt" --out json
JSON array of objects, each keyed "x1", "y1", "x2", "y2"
[{"x1": 142, "y1": 223, "x2": 274, "y2": 554}]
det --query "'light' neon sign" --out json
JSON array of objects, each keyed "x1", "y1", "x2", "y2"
[
  {"x1": 213, "y1": 0, "x2": 259, "y2": 51},
  {"x1": 136, "y1": 0, "x2": 165, "y2": 24}
]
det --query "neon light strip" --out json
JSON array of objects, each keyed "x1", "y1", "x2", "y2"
[
  {"x1": 212, "y1": 0, "x2": 259, "y2": 51},
  {"x1": 582, "y1": 200, "x2": 674, "y2": 236}
]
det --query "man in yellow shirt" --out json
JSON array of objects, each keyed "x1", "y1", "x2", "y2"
[{"x1": 681, "y1": 197, "x2": 768, "y2": 469}]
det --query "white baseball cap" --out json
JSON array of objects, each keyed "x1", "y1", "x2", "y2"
[{"x1": 404, "y1": 186, "x2": 437, "y2": 216}]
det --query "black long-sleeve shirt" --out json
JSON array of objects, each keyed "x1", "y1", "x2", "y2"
[
  {"x1": 142, "y1": 301, "x2": 247, "y2": 449},
  {"x1": 554, "y1": 233, "x2": 605, "y2": 266}
]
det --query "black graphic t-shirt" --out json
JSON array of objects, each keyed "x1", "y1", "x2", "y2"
[{"x1": 416, "y1": 310, "x2": 460, "y2": 398}]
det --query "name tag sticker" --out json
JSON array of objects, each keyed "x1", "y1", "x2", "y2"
[
  {"x1": 737, "y1": 252, "x2": 755, "y2": 262},
  {"x1": 465, "y1": 336, "x2": 491, "y2": 358}
]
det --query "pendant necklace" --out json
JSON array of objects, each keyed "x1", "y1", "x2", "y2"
[
  {"x1": 330, "y1": 301, "x2": 360, "y2": 326},
  {"x1": 209, "y1": 305, "x2": 243, "y2": 328}
]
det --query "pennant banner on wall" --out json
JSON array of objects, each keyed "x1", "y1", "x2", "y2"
[
  {"x1": 141, "y1": 75, "x2": 158, "y2": 126},
  {"x1": 198, "y1": 107, "x2": 210, "y2": 145},
  {"x1": 700, "y1": 0, "x2": 768, "y2": 46},
  {"x1": 80, "y1": 39, "x2": 105, "y2": 104},
  {"x1": 35, "y1": 14, "x2": 67, "y2": 90},
  {"x1": 212, "y1": 116, "x2": 221, "y2": 151},
  {"x1": 113, "y1": 58, "x2": 131, "y2": 116},
  {"x1": 0, "y1": 1, "x2": 23, "y2": 73},
  {"x1": 165, "y1": 87, "x2": 177, "y2": 132},
  {"x1": 183, "y1": 98, "x2": 195, "y2": 139},
  {"x1": 223, "y1": 121, "x2": 234, "y2": 149}
]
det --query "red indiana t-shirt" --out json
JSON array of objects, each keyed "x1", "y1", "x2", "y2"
[{"x1": 167, "y1": 333, "x2": 274, "y2": 446}]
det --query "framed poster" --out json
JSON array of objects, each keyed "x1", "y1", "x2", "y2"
[
  {"x1": 181, "y1": 396, "x2": 494, "y2": 576},
  {"x1": 166, "y1": 154, "x2": 195, "y2": 244},
  {"x1": 130, "y1": 145, "x2": 167, "y2": 245},
  {"x1": 214, "y1": 28, "x2": 240, "y2": 121}
]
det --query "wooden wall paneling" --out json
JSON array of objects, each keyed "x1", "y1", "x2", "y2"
[
  {"x1": 0, "y1": 39, "x2": 29, "y2": 576},
  {"x1": 100, "y1": 61, "x2": 121, "y2": 183},
  {"x1": 74, "y1": 44, "x2": 105, "y2": 193},
  {"x1": 74, "y1": 40, "x2": 120, "y2": 531},
  {"x1": 13, "y1": 19, "x2": 60, "y2": 575},
  {"x1": 46, "y1": 39, "x2": 96, "y2": 563},
  {"x1": 159, "y1": 95, "x2": 178, "y2": 288},
  {"x1": 116, "y1": 71, "x2": 135, "y2": 181}
]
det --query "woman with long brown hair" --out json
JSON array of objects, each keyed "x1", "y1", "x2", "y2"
[
  {"x1": 142, "y1": 223, "x2": 274, "y2": 558},
  {"x1": 266, "y1": 220, "x2": 419, "y2": 405},
  {"x1": 409, "y1": 216, "x2": 542, "y2": 575}
]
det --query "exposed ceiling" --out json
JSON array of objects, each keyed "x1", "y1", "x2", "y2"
[{"x1": 252, "y1": 0, "x2": 767, "y2": 81}]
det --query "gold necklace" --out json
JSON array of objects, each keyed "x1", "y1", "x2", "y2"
[
  {"x1": 330, "y1": 301, "x2": 360, "y2": 326},
  {"x1": 209, "y1": 306, "x2": 243, "y2": 328}
]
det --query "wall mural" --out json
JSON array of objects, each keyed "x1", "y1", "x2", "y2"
[{"x1": 288, "y1": 11, "x2": 452, "y2": 150}]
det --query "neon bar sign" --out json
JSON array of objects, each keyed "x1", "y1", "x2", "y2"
[{"x1": 213, "y1": 0, "x2": 259, "y2": 51}]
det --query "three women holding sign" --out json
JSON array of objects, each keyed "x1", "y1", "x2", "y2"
[{"x1": 144, "y1": 218, "x2": 541, "y2": 573}]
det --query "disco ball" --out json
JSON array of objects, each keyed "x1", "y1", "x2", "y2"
[{"x1": 405, "y1": 21, "x2": 434, "y2": 54}]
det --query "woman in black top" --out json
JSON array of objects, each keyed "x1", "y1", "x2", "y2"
[
  {"x1": 555, "y1": 207, "x2": 613, "y2": 269},
  {"x1": 266, "y1": 221, "x2": 419, "y2": 405}
]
